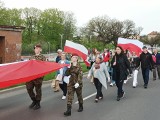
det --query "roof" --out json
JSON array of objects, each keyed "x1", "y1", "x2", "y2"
[{"x1": 0, "y1": 25, "x2": 25, "y2": 32}]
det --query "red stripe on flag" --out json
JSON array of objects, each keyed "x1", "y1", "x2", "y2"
[
  {"x1": 118, "y1": 43, "x2": 142, "y2": 56},
  {"x1": 0, "y1": 60, "x2": 68, "y2": 89},
  {"x1": 64, "y1": 46, "x2": 87, "y2": 60}
]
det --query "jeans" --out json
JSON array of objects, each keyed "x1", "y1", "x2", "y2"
[
  {"x1": 94, "y1": 78, "x2": 103, "y2": 99},
  {"x1": 59, "y1": 82, "x2": 67, "y2": 96},
  {"x1": 153, "y1": 65, "x2": 160, "y2": 80},
  {"x1": 141, "y1": 67, "x2": 150, "y2": 85},
  {"x1": 115, "y1": 79, "x2": 124, "y2": 97}
]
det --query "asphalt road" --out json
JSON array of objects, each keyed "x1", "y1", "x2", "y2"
[{"x1": 0, "y1": 71, "x2": 160, "y2": 120}]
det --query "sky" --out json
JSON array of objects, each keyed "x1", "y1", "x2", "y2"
[{"x1": 2, "y1": 0, "x2": 160, "y2": 35}]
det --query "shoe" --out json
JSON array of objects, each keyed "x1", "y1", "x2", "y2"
[
  {"x1": 77, "y1": 104, "x2": 83, "y2": 112},
  {"x1": 124, "y1": 80, "x2": 128, "y2": 84},
  {"x1": 110, "y1": 83, "x2": 114, "y2": 87},
  {"x1": 144, "y1": 84, "x2": 148, "y2": 89},
  {"x1": 153, "y1": 79, "x2": 156, "y2": 81},
  {"x1": 95, "y1": 99, "x2": 98, "y2": 103},
  {"x1": 33, "y1": 101, "x2": 41, "y2": 110},
  {"x1": 62, "y1": 96, "x2": 66, "y2": 100},
  {"x1": 133, "y1": 86, "x2": 136, "y2": 88},
  {"x1": 54, "y1": 90, "x2": 59, "y2": 92},
  {"x1": 127, "y1": 75, "x2": 132, "y2": 79},
  {"x1": 29, "y1": 101, "x2": 36, "y2": 109},
  {"x1": 64, "y1": 105, "x2": 71, "y2": 116},
  {"x1": 121, "y1": 92, "x2": 125, "y2": 98},
  {"x1": 99, "y1": 97, "x2": 103, "y2": 100},
  {"x1": 116, "y1": 96, "x2": 120, "y2": 101},
  {"x1": 29, "y1": 98, "x2": 37, "y2": 109}
]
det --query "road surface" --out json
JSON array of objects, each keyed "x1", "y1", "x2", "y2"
[{"x1": 0, "y1": 71, "x2": 160, "y2": 120}]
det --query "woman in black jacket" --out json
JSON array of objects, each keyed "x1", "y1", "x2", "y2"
[{"x1": 111, "y1": 46, "x2": 132, "y2": 101}]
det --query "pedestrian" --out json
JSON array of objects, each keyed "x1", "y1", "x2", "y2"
[
  {"x1": 123, "y1": 50, "x2": 132, "y2": 84},
  {"x1": 88, "y1": 55, "x2": 110, "y2": 103},
  {"x1": 58, "y1": 52, "x2": 70, "y2": 99},
  {"x1": 56, "y1": 49, "x2": 62, "y2": 63},
  {"x1": 109, "y1": 50, "x2": 116, "y2": 87},
  {"x1": 111, "y1": 46, "x2": 132, "y2": 101},
  {"x1": 152, "y1": 48, "x2": 160, "y2": 80},
  {"x1": 64, "y1": 53, "x2": 83, "y2": 116},
  {"x1": 26, "y1": 44, "x2": 46, "y2": 110},
  {"x1": 130, "y1": 52, "x2": 140, "y2": 88},
  {"x1": 103, "y1": 49, "x2": 110, "y2": 67},
  {"x1": 52, "y1": 49, "x2": 63, "y2": 91},
  {"x1": 89, "y1": 48, "x2": 97, "y2": 67},
  {"x1": 140, "y1": 46, "x2": 154, "y2": 88}
]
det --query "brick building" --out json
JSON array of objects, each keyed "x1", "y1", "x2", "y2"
[{"x1": 0, "y1": 25, "x2": 25, "y2": 64}]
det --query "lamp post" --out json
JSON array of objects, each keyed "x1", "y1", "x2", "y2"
[
  {"x1": 47, "y1": 42, "x2": 50, "y2": 60},
  {"x1": 59, "y1": 34, "x2": 64, "y2": 49}
]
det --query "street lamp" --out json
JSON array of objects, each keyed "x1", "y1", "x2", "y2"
[
  {"x1": 47, "y1": 42, "x2": 50, "y2": 59},
  {"x1": 59, "y1": 34, "x2": 64, "y2": 49}
]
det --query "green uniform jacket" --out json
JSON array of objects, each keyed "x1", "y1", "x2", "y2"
[{"x1": 65, "y1": 63, "x2": 83, "y2": 87}]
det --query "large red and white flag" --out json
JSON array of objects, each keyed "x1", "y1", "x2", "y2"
[
  {"x1": 64, "y1": 40, "x2": 90, "y2": 66},
  {"x1": 118, "y1": 38, "x2": 143, "y2": 56},
  {"x1": 0, "y1": 60, "x2": 68, "y2": 89}
]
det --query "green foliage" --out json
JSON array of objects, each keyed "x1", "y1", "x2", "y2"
[
  {"x1": 0, "y1": 4, "x2": 143, "y2": 54},
  {"x1": 0, "y1": 6, "x2": 77, "y2": 54},
  {"x1": 43, "y1": 62, "x2": 88, "y2": 81},
  {"x1": 80, "y1": 37, "x2": 114, "y2": 51},
  {"x1": 43, "y1": 72, "x2": 56, "y2": 81}
]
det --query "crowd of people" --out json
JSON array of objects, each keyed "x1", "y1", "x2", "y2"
[{"x1": 26, "y1": 44, "x2": 160, "y2": 117}]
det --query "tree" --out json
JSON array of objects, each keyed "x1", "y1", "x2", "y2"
[
  {"x1": 22, "y1": 7, "x2": 42, "y2": 43},
  {"x1": 39, "y1": 8, "x2": 64, "y2": 48},
  {"x1": 63, "y1": 11, "x2": 76, "y2": 41},
  {"x1": 140, "y1": 34, "x2": 160, "y2": 48},
  {"x1": 84, "y1": 16, "x2": 142, "y2": 46}
]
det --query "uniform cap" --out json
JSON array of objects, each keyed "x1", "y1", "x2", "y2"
[{"x1": 34, "y1": 44, "x2": 42, "y2": 49}]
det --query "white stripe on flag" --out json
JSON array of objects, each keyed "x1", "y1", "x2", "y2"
[
  {"x1": 65, "y1": 40, "x2": 88, "y2": 55},
  {"x1": 118, "y1": 38, "x2": 143, "y2": 49}
]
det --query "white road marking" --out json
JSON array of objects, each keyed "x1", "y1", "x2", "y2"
[{"x1": 75, "y1": 92, "x2": 97, "y2": 104}]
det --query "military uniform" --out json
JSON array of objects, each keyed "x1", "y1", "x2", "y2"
[
  {"x1": 26, "y1": 54, "x2": 46, "y2": 109},
  {"x1": 64, "y1": 62, "x2": 83, "y2": 116}
]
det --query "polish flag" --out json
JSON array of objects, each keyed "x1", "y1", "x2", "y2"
[
  {"x1": 64, "y1": 40, "x2": 90, "y2": 66},
  {"x1": 0, "y1": 60, "x2": 69, "y2": 89},
  {"x1": 118, "y1": 38, "x2": 143, "y2": 56}
]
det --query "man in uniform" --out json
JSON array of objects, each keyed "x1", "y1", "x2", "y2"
[
  {"x1": 64, "y1": 53, "x2": 83, "y2": 116},
  {"x1": 26, "y1": 44, "x2": 46, "y2": 110}
]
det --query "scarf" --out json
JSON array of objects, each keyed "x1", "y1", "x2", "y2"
[{"x1": 94, "y1": 61, "x2": 102, "y2": 69}]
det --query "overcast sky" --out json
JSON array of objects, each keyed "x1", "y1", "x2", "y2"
[{"x1": 2, "y1": 0, "x2": 160, "y2": 35}]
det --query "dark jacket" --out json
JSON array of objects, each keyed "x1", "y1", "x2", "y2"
[
  {"x1": 140, "y1": 52, "x2": 154, "y2": 69},
  {"x1": 152, "y1": 53, "x2": 160, "y2": 65},
  {"x1": 130, "y1": 56, "x2": 140, "y2": 70},
  {"x1": 111, "y1": 54, "x2": 132, "y2": 81},
  {"x1": 56, "y1": 56, "x2": 61, "y2": 63}
]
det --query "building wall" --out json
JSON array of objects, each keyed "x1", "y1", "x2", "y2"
[
  {"x1": 0, "y1": 36, "x2": 5, "y2": 63},
  {"x1": 0, "y1": 30, "x2": 22, "y2": 63}
]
